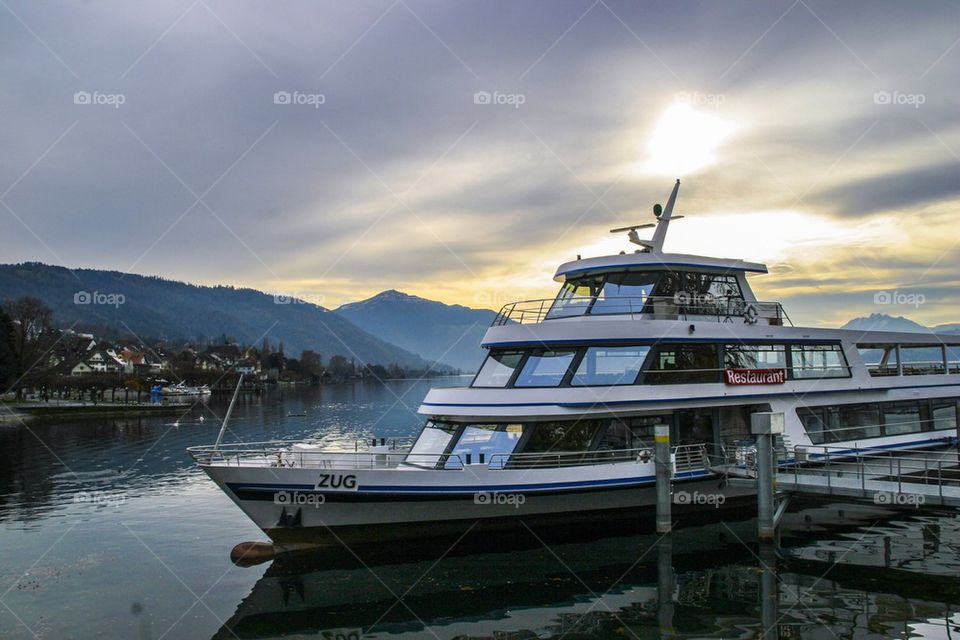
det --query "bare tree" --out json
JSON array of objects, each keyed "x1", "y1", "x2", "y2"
[{"x1": 3, "y1": 296, "x2": 56, "y2": 397}]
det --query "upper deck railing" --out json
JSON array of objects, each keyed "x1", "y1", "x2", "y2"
[{"x1": 492, "y1": 296, "x2": 792, "y2": 327}]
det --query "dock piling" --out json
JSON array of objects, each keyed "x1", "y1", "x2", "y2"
[
  {"x1": 752, "y1": 412, "x2": 784, "y2": 541},
  {"x1": 655, "y1": 424, "x2": 672, "y2": 534}
]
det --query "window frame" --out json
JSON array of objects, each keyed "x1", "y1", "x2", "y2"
[
  {"x1": 569, "y1": 345, "x2": 651, "y2": 387},
  {"x1": 471, "y1": 349, "x2": 527, "y2": 388},
  {"x1": 788, "y1": 343, "x2": 851, "y2": 380},
  {"x1": 512, "y1": 348, "x2": 580, "y2": 388}
]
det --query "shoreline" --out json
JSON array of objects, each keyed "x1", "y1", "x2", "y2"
[{"x1": 2, "y1": 401, "x2": 193, "y2": 420}]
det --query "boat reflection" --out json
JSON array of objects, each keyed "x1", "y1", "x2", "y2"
[{"x1": 212, "y1": 507, "x2": 960, "y2": 639}]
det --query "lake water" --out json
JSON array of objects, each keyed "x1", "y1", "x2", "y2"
[{"x1": 1, "y1": 379, "x2": 959, "y2": 639}]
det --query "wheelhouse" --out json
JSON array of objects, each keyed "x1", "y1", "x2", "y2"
[{"x1": 492, "y1": 259, "x2": 790, "y2": 326}]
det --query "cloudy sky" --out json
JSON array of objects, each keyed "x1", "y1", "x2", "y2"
[{"x1": 2, "y1": 0, "x2": 958, "y2": 327}]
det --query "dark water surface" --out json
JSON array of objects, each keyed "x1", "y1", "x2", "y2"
[{"x1": 1, "y1": 379, "x2": 958, "y2": 639}]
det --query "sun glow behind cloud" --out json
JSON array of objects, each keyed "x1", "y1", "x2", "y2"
[{"x1": 641, "y1": 102, "x2": 738, "y2": 177}]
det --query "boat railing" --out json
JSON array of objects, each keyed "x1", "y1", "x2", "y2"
[
  {"x1": 785, "y1": 444, "x2": 960, "y2": 495},
  {"x1": 492, "y1": 296, "x2": 792, "y2": 327},
  {"x1": 187, "y1": 440, "x2": 416, "y2": 470},
  {"x1": 865, "y1": 360, "x2": 960, "y2": 377},
  {"x1": 486, "y1": 447, "x2": 655, "y2": 470},
  {"x1": 673, "y1": 443, "x2": 712, "y2": 472}
]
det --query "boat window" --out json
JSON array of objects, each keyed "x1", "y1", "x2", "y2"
[
  {"x1": 571, "y1": 346, "x2": 650, "y2": 386},
  {"x1": 521, "y1": 420, "x2": 604, "y2": 452},
  {"x1": 790, "y1": 344, "x2": 849, "y2": 379},
  {"x1": 724, "y1": 345, "x2": 786, "y2": 369},
  {"x1": 591, "y1": 272, "x2": 659, "y2": 315},
  {"x1": 514, "y1": 349, "x2": 577, "y2": 387},
  {"x1": 900, "y1": 345, "x2": 946, "y2": 375},
  {"x1": 797, "y1": 408, "x2": 828, "y2": 445},
  {"x1": 547, "y1": 275, "x2": 604, "y2": 319},
  {"x1": 838, "y1": 403, "x2": 883, "y2": 440},
  {"x1": 644, "y1": 344, "x2": 720, "y2": 384},
  {"x1": 798, "y1": 397, "x2": 958, "y2": 444},
  {"x1": 650, "y1": 270, "x2": 679, "y2": 299},
  {"x1": 857, "y1": 344, "x2": 899, "y2": 377},
  {"x1": 448, "y1": 423, "x2": 524, "y2": 468},
  {"x1": 683, "y1": 273, "x2": 743, "y2": 300},
  {"x1": 595, "y1": 419, "x2": 631, "y2": 450},
  {"x1": 626, "y1": 416, "x2": 663, "y2": 447},
  {"x1": 882, "y1": 401, "x2": 924, "y2": 436},
  {"x1": 932, "y1": 400, "x2": 959, "y2": 431},
  {"x1": 406, "y1": 420, "x2": 459, "y2": 468},
  {"x1": 473, "y1": 350, "x2": 524, "y2": 387}
]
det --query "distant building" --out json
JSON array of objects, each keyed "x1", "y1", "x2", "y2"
[{"x1": 236, "y1": 358, "x2": 259, "y2": 375}]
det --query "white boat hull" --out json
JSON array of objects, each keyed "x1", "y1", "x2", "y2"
[{"x1": 200, "y1": 460, "x2": 754, "y2": 544}]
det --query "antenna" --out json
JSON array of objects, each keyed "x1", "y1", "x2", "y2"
[{"x1": 608, "y1": 179, "x2": 682, "y2": 253}]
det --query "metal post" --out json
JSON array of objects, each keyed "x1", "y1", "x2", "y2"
[
  {"x1": 657, "y1": 535, "x2": 675, "y2": 639},
  {"x1": 655, "y1": 424, "x2": 672, "y2": 534},
  {"x1": 753, "y1": 412, "x2": 784, "y2": 541},
  {"x1": 760, "y1": 541, "x2": 779, "y2": 640}
]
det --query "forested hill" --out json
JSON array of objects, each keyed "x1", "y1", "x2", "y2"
[{"x1": 0, "y1": 263, "x2": 432, "y2": 369}]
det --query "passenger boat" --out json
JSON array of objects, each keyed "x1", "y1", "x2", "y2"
[{"x1": 188, "y1": 180, "x2": 960, "y2": 544}]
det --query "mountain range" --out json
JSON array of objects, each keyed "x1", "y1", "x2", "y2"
[
  {"x1": 335, "y1": 290, "x2": 496, "y2": 372},
  {"x1": 0, "y1": 263, "x2": 434, "y2": 370},
  {"x1": 2, "y1": 263, "x2": 957, "y2": 374},
  {"x1": 840, "y1": 313, "x2": 960, "y2": 335}
]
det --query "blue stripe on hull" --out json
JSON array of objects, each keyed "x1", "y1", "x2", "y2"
[{"x1": 226, "y1": 469, "x2": 713, "y2": 496}]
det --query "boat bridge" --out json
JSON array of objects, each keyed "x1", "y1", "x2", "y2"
[
  {"x1": 709, "y1": 444, "x2": 960, "y2": 508},
  {"x1": 654, "y1": 413, "x2": 960, "y2": 541},
  {"x1": 774, "y1": 445, "x2": 960, "y2": 508}
]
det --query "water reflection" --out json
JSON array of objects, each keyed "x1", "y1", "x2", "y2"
[
  {"x1": 0, "y1": 380, "x2": 446, "y2": 526},
  {"x1": 1, "y1": 381, "x2": 959, "y2": 640},
  {"x1": 213, "y1": 506, "x2": 960, "y2": 639}
]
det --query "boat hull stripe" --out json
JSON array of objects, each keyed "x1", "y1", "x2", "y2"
[
  {"x1": 421, "y1": 382, "x2": 960, "y2": 409},
  {"x1": 225, "y1": 470, "x2": 711, "y2": 497}
]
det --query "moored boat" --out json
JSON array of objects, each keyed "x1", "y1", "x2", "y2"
[{"x1": 188, "y1": 180, "x2": 960, "y2": 544}]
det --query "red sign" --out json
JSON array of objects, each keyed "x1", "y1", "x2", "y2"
[{"x1": 724, "y1": 368, "x2": 786, "y2": 385}]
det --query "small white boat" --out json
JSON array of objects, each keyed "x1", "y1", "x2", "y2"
[
  {"x1": 163, "y1": 383, "x2": 211, "y2": 397},
  {"x1": 189, "y1": 180, "x2": 960, "y2": 544}
]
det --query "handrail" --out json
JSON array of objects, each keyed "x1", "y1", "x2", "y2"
[
  {"x1": 492, "y1": 296, "x2": 792, "y2": 327},
  {"x1": 785, "y1": 444, "x2": 959, "y2": 497},
  {"x1": 486, "y1": 446, "x2": 654, "y2": 470}
]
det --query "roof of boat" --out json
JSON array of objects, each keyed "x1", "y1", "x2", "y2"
[{"x1": 554, "y1": 251, "x2": 769, "y2": 281}]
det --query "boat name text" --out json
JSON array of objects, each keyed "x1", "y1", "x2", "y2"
[{"x1": 315, "y1": 474, "x2": 358, "y2": 490}]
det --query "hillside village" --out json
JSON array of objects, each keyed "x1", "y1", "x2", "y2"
[{"x1": 0, "y1": 296, "x2": 447, "y2": 400}]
